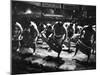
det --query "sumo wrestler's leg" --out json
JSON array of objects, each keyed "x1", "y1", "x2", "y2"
[
  {"x1": 73, "y1": 44, "x2": 79, "y2": 56},
  {"x1": 56, "y1": 42, "x2": 62, "y2": 58},
  {"x1": 86, "y1": 48, "x2": 91, "y2": 62},
  {"x1": 31, "y1": 42, "x2": 36, "y2": 53}
]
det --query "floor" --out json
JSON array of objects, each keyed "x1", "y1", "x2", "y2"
[{"x1": 12, "y1": 38, "x2": 96, "y2": 74}]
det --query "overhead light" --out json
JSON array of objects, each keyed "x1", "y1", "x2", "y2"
[
  {"x1": 73, "y1": 10, "x2": 76, "y2": 13},
  {"x1": 47, "y1": 23, "x2": 51, "y2": 26},
  {"x1": 25, "y1": 8, "x2": 32, "y2": 14}
]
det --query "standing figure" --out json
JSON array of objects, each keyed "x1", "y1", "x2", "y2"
[
  {"x1": 47, "y1": 22, "x2": 66, "y2": 58},
  {"x1": 20, "y1": 21, "x2": 39, "y2": 54},
  {"x1": 74, "y1": 24, "x2": 96, "y2": 62},
  {"x1": 12, "y1": 22, "x2": 23, "y2": 52}
]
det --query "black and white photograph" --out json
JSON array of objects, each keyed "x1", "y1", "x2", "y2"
[{"x1": 11, "y1": 0, "x2": 96, "y2": 75}]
